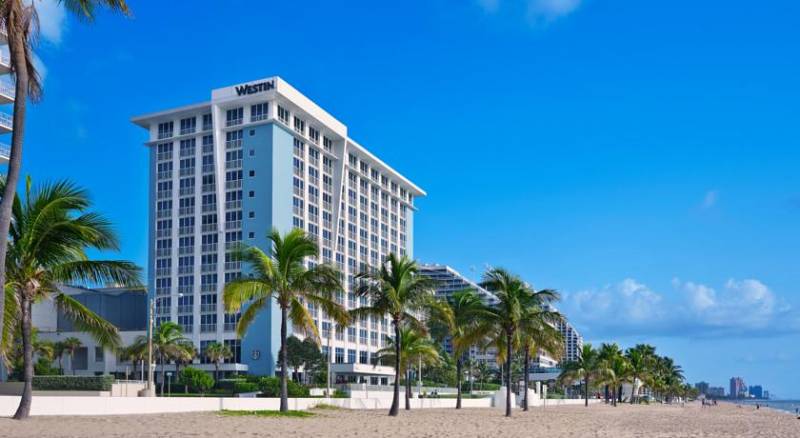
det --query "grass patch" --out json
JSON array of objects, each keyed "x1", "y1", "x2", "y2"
[
  {"x1": 220, "y1": 409, "x2": 314, "y2": 418},
  {"x1": 311, "y1": 403, "x2": 341, "y2": 410}
]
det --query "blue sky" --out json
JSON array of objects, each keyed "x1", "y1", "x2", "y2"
[{"x1": 15, "y1": 0, "x2": 800, "y2": 397}]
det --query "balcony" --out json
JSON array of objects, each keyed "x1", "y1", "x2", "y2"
[
  {"x1": 200, "y1": 324, "x2": 217, "y2": 333},
  {"x1": 0, "y1": 83, "x2": 14, "y2": 105},
  {"x1": 0, "y1": 112, "x2": 12, "y2": 134},
  {"x1": 0, "y1": 52, "x2": 9, "y2": 75},
  {"x1": 0, "y1": 142, "x2": 8, "y2": 164}
]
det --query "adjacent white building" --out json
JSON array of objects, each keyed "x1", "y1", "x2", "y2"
[
  {"x1": 132, "y1": 77, "x2": 424, "y2": 384},
  {"x1": 0, "y1": 25, "x2": 15, "y2": 164}
]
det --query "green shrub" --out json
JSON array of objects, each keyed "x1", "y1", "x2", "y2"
[
  {"x1": 218, "y1": 378, "x2": 247, "y2": 391},
  {"x1": 233, "y1": 381, "x2": 259, "y2": 394},
  {"x1": 256, "y1": 376, "x2": 309, "y2": 397},
  {"x1": 178, "y1": 367, "x2": 214, "y2": 394},
  {"x1": 461, "y1": 382, "x2": 500, "y2": 392},
  {"x1": 32, "y1": 375, "x2": 114, "y2": 391}
]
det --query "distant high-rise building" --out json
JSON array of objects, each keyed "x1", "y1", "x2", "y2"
[
  {"x1": 707, "y1": 387, "x2": 725, "y2": 398},
  {"x1": 418, "y1": 264, "x2": 499, "y2": 368},
  {"x1": 557, "y1": 318, "x2": 583, "y2": 364},
  {"x1": 748, "y1": 385, "x2": 763, "y2": 399},
  {"x1": 763, "y1": 390, "x2": 770, "y2": 400},
  {"x1": 695, "y1": 381, "x2": 710, "y2": 395},
  {"x1": 730, "y1": 377, "x2": 747, "y2": 399}
]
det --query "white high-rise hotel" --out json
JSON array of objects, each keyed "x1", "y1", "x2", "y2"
[{"x1": 133, "y1": 77, "x2": 425, "y2": 382}]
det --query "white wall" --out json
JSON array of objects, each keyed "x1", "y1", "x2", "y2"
[{"x1": 0, "y1": 395, "x2": 494, "y2": 417}]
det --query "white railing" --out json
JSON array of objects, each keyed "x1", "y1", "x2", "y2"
[
  {"x1": 0, "y1": 112, "x2": 12, "y2": 130},
  {"x1": 0, "y1": 83, "x2": 14, "y2": 99}
]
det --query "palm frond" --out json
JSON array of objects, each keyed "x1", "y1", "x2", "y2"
[{"x1": 55, "y1": 293, "x2": 121, "y2": 350}]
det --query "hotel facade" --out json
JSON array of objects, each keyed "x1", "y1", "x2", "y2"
[{"x1": 133, "y1": 77, "x2": 425, "y2": 383}]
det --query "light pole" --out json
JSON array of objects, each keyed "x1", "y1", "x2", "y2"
[
  {"x1": 326, "y1": 322, "x2": 332, "y2": 398},
  {"x1": 147, "y1": 297, "x2": 155, "y2": 396}
]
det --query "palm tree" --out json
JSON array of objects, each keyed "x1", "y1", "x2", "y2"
[
  {"x1": 479, "y1": 267, "x2": 540, "y2": 417},
  {"x1": 0, "y1": 0, "x2": 132, "y2": 379},
  {"x1": 599, "y1": 343, "x2": 622, "y2": 403},
  {"x1": 518, "y1": 301, "x2": 563, "y2": 411},
  {"x1": 559, "y1": 343, "x2": 602, "y2": 407},
  {"x1": 61, "y1": 337, "x2": 83, "y2": 375},
  {"x1": 53, "y1": 341, "x2": 67, "y2": 375},
  {"x1": 224, "y1": 228, "x2": 347, "y2": 412},
  {"x1": 475, "y1": 360, "x2": 491, "y2": 391},
  {"x1": 428, "y1": 289, "x2": 491, "y2": 409},
  {"x1": 625, "y1": 344, "x2": 655, "y2": 403},
  {"x1": 204, "y1": 342, "x2": 232, "y2": 386},
  {"x1": 132, "y1": 321, "x2": 192, "y2": 395},
  {"x1": 1, "y1": 177, "x2": 141, "y2": 419},
  {"x1": 599, "y1": 351, "x2": 631, "y2": 406},
  {"x1": 121, "y1": 339, "x2": 147, "y2": 380},
  {"x1": 352, "y1": 253, "x2": 435, "y2": 416},
  {"x1": 374, "y1": 326, "x2": 440, "y2": 410}
]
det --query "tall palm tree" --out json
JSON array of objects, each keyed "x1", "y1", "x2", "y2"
[
  {"x1": 559, "y1": 343, "x2": 603, "y2": 407},
  {"x1": 224, "y1": 228, "x2": 347, "y2": 412},
  {"x1": 479, "y1": 267, "x2": 541, "y2": 417},
  {"x1": 352, "y1": 253, "x2": 435, "y2": 416},
  {"x1": 1, "y1": 177, "x2": 141, "y2": 419},
  {"x1": 428, "y1": 289, "x2": 491, "y2": 409},
  {"x1": 598, "y1": 343, "x2": 622, "y2": 403},
  {"x1": 600, "y1": 352, "x2": 631, "y2": 406},
  {"x1": 0, "y1": 0, "x2": 132, "y2": 376},
  {"x1": 132, "y1": 321, "x2": 192, "y2": 395},
  {"x1": 518, "y1": 301, "x2": 563, "y2": 411},
  {"x1": 625, "y1": 344, "x2": 655, "y2": 403},
  {"x1": 374, "y1": 326, "x2": 440, "y2": 410},
  {"x1": 204, "y1": 342, "x2": 232, "y2": 386},
  {"x1": 61, "y1": 337, "x2": 83, "y2": 375}
]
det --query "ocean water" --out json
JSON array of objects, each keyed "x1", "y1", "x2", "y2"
[{"x1": 735, "y1": 399, "x2": 800, "y2": 415}]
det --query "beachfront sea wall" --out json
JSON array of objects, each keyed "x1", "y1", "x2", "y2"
[{"x1": 0, "y1": 395, "x2": 494, "y2": 416}]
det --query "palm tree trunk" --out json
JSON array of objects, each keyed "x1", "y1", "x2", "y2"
[
  {"x1": 215, "y1": 363, "x2": 219, "y2": 389},
  {"x1": 604, "y1": 384, "x2": 609, "y2": 404},
  {"x1": 404, "y1": 369, "x2": 411, "y2": 410},
  {"x1": 505, "y1": 331, "x2": 512, "y2": 417},
  {"x1": 523, "y1": 348, "x2": 530, "y2": 411},
  {"x1": 160, "y1": 353, "x2": 166, "y2": 395},
  {"x1": 584, "y1": 377, "x2": 589, "y2": 407},
  {"x1": 0, "y1": 6, "x2": 32, "y2": 359},
  {"x1": 279, "y1": 305, "x2": 289, "y2": 412},
  {"x1": 13, "y1": 296, "x2": 33, "y2": 419},
  {"x1": 455, "y1": 356, "x2": 462, "y2": 409},
  {"x1": 389, "y1": 319, "x2": 400, "y2": 416},
  {"x1": 71, "y1": 352, "x2": 76, "y2": 375}
]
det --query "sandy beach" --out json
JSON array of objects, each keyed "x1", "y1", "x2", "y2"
[{"x1": 0, "y1": 402, "x2": 796, "y2": 438}]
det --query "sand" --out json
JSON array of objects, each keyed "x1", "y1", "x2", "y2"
[{"x1": 0, "y1": 402, "x2": 797, "y2": 438}]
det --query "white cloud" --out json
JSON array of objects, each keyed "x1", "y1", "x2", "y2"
[
  {"x1": 563, "y1": 277, "x2": 795, "y2": 338},
  {"x1": 702, "y1": 190, "x2": 718, "y2": 209},
  {"x1": 527, "y1": 0, "x2": 583, "y2": 23},
  {"x1": 28, "y1": 0, "x2": 67, "y2": 45},
  {"x1": 476, "y1": 0, "x2": 584, "y2": 23},
  {"x1": 476, "y1": 0, "x2": 501, "y2": 13}
]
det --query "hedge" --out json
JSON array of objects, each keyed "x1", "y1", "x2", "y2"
[
  {"x1": 257, "y1": 377, "x2": 309, "y2": 397},
  {"x1": 32, "y1": 375, "x2": 114, "y2": 391}
]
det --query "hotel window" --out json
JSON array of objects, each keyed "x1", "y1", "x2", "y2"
[
  {"x1": 322, "y1": 136, "x2": 333, "y2": 152},
  {"x1": 335, "y1": 347, "x2": 344, "y2": 364},
  {"x1": 308, "y1": 126, "x2": 320, "y2": 144},
  {"x1": 293, "y1": 116, "x2": 305, "y2": 134},
  {"x1": 202, "y1": 113, "x2": 213, "y2": 131},
  {"x1": 359, "y1": 329, "x2": 368, "y2": 344},
  {"x1": 226, "y1": 107, "x2": 243, "y2": 127},
  {"x1": 179, "y1": 117, "x2": 196, "y2": 135},
  {"x1": 224, "y1": 339, "x2": 241, "y2": 363},
  {"x1": 250, "y1": 102, "x2": 268, "y2": 122},
  {"x1": 293, "y1": 138, "x2": 304, "y2": 157},
  {"x1": 277, "y1": 105, "x2": 290, "y2": 124},
  {"x1": 347, "y1": 326, "x2": 356, "y2": 342},
  {"x1": 359, "y1": 351, "x2": 369, "y2": 364},
  {"x1": 95, "y1": 347, "x2": 104, "y2": 363},
  {"x1": 157, "y1": 121, "x2": 174, "y2": 139}
]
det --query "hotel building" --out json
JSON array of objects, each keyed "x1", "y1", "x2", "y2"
[
  {"x1": 418, "y1": 264, "x2": 499, "y2": 368},
  {"x1": 133, "y1": 77, "x2": 425, "y2": 383},
  {"x1": 0, "y1": 25, "x2": 15, "y2": 163},
  {"x1": 557, "y1": 317, "x2": 583, "y2": 364}
]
